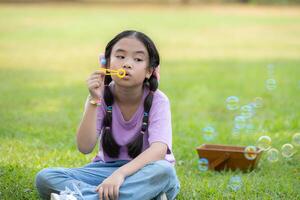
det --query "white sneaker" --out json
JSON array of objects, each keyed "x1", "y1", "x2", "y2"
[
  {"x1": 157, "y1": 192, "x2": 168, "y2": 200},
  {"x1": 50, "y1": 193, "x2": 77, "y2": 200}
]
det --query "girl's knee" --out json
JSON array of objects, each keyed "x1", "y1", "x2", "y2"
[
  {"x1": 36, "y1": 168, "x2": 51, "y2": 187},
  {"x1": 35, "y1": 168, "x2": 65, "y2": 188},
  {"x1": 155, "y1": 160, "x2": 180, "y2": 187},
  {"x1": 154, "y1": 160, "x2": 176, "y2": 177}
]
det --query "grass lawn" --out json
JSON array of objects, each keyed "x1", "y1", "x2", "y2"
[{"x1": 0, "y1": 3, "x2": 300, "y2": 199}]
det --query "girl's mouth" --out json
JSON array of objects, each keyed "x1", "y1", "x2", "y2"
[{"x1": 125, "y1": 72, "x2": 130, "y2": 76}]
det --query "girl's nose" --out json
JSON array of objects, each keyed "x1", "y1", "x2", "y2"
[{"x1": 123, "y1": 64, "x2": 132, "y2": 69}]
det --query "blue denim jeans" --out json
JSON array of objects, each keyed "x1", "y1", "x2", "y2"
[{"x1": 35, "y1": 160, "x2": 180, "y2": 200}]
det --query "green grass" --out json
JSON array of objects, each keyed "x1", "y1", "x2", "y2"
[{"x1": 1, "y1": 3, "x2": 300, "y2": 199}]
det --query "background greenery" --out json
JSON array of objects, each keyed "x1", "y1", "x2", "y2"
[
  {"x1": 1, "y1": 0, "x2": 300, "y2": 5},
  {"x1": 0, "y1": 3, "x2": 300, "y2": 199}
]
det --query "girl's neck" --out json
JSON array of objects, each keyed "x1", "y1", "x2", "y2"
[{"x1": 114, "y1": 84, "x2": 144, "y2": 106}]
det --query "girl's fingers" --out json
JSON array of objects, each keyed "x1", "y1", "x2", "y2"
[
  {"x1": 113, "y1": 186, "x2": 119, "y2": 200},
  {"x1": 94, "y1": 72, "x2": 106, "y2": 79},
  {"x1": 87, "y1": 76, "x2": 103, "y2": 84},
  {"x1": 90, "y1": 74, "x2": 103, "y2": 80},
  {"x1": 87, "y1": 74, "x2": 104, "y2": 84},
  {"x1": 98, "y1": 186, "x2": 103, "y2": 200},
  {"x1": 104, "y1": 187, "x2": 109, "y2": 200},
  {"x1": 91, "y1": 70, "x2": 106, "y2": 77},
  {"x1": 108, "y1": 186, "x2": 115, "y2": 200},
  {"x1": 88, "y1": 81, "x2": 100, "y2": 88}
]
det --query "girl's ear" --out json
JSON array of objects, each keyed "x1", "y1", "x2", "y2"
[{"x1": 146, "y1": 67, "x2": 154, "y2": 79}]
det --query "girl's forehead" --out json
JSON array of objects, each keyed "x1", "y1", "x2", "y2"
[{"x1": 112, "y1": 37, "x2": 148, "y2": 55}]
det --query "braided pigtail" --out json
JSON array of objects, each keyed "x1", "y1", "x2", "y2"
[
  {"x1": 127, "y1": 75, "x2": 158, "y2": 158},
  {"x1": 101, "y1": 75, "x2": 121, "y2": 158}
]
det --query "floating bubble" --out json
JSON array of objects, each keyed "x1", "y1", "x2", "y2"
[
  {"x1": 267, "y1": 64, "x2": 275, "y2": 76},
  {"x1": 245, "y1": 123, "x2": 255, "y2": 134},
  {"x1": 100, "y1": 57, "x2": 107, "y2": 65},
  {"x1": 198, "y1": 158, "x2": 209, "y2": 172},
  {"x1": 241, "y1": 105, "x2": 254, "y2": 119},
  {"x1": 267, "y1": 148, "x2": 279, "y2": 162},
  {"x1": 265, "y1": 79, "x2": 277, "y2": 91},
  {"x1": 234, "y1": 115, "x2": 247, "y2": 130},
  {"x1": 202, "y1": 126, "x2": 217, "y2": 141},
  {"x1": 257, "y1": 136, "x2": 272, "y2": 151},
  {"x1": 226, "y1": 96, "x2": 239, "y2": 111},
  {"x1": 248, "y1": 102, "x2": 256, "y2": 109},
  {"x1": 254, "y1": 97, "x2": 263, "y2": 108},
  {"x1": 228, "y1": 176, "x2": 242, "y2": 192},
  {"x1": 244, "y1": 145, "x2": 257, "y2": 160},
  {"x1": 281, "y1": 143, "x2": 295, "y2": 158},
  {"x1": 292, "y1": 133, "x2": 300, "y2": 146}
]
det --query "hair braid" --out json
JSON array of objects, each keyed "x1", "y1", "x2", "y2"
[
  {"x1": 101, "y1": 75, "x2": 121, "y2": 158},
  {"x1": 127, "y1": 75, "x2": 158, "y2": 158}
]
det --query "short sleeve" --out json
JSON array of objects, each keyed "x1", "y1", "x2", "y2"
[{"x1": 147, "y1": 98, "x2": 172, "y2": 154}]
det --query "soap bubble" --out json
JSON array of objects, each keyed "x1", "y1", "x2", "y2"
[
  {"x1": 226, "y1": 96, "x2": 239, "y2": 111},
  {"x1": 198, "y1": 158, "x2": 209, "y2": 172},
  {"x1": 100, "y1": 57, "x2": 107, "y2": 65},
  {"x1": 248, "y1": 102, "x2": 256, "y2": 110},
  {"x1": 234, "y1": 115, "x2": 247, "y2": 129},
  {"x1": 245, "y1": 122, "x2": 255, "y2": 134},
  {"x1": 267, "y1": 148, "x2": 279, "y2": 162},
  {"x1": 292, "y1": 133, "x2": 300, "y2": 146},
  {"x1": 267, "y1": 64, "x2": 275, "y2": 77},
  {"x1": 244, "y1": 145, "x2": 257, "y2": 160},
  {"x1": 241, "y1": 105, "x2": 254, "y2": 119},
  {"x1": 202, "y1": 126, "x2": 217, "y2": 141},
  {"x1": 281, "y1": 143, "x2": 295, "y2": 158},
  {"x1": 265, "y1": 79, "x2": 277, "y2": 91},
  {"x1": 228, "y1": 176, "x2": 242, "y2": 192},
  {"x1": 254, "y1": 97, "x2": 263, "y2": 108},
  {"x1": 257, "y1": 136, "x2": 272, "y2": 151}
]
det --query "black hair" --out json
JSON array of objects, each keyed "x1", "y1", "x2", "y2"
[{"x1": 101, "y1": 30, "x2": 160, "y2": 158}]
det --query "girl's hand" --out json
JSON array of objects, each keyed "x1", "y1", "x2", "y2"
[
  {"x1": 86, "y1": 55, "x2": 106, "y2": 99},
  {"x1": 86, "y1": 70, "x2": 105, "y2": 99},
  {"x1": 95, "y1": 171, "x2": 125, "y2": 200}
]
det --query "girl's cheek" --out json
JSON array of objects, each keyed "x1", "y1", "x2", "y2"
[{"x1": 110, "y1": 59, "x2": 122, "y2": 68}]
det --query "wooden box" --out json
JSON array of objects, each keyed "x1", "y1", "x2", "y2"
[{"x1": 196, "y1": 144, "x2": 263, "y2": 172}]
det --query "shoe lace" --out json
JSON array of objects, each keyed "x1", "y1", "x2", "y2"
[{"x1": 59, "y1": 183, "x2": 84, "y2": 200}]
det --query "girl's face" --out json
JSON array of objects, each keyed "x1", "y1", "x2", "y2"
[{"x1": 109, "y1": 37, "x2": 153, "y2": 88}]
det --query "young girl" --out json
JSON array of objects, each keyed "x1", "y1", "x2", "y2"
[{"x1": 35, "y1": 30, "x2": 180, "y2": 200}]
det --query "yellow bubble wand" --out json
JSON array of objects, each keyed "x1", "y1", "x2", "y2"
[
  {"x1": 99, "y1": 68, "x2": 126, "y2": 79},
  {"x1": 99, "y1": 56, "x2": 126, "y2": 79}
]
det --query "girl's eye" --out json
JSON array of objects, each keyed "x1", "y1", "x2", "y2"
[
  {"x1": 135, "y1": 58, "x2": 143, "y2": 62},
  {"x1": 116, "y1": 55, "x2": 125, "y2": 59}
]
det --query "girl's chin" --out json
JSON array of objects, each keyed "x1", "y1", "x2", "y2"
[
  {"x1": 113, "y1": 79, "x2": 145, "y2": 89},
  {"x1": 113, "y1": 79, "x2": 133, "y2": 87}
]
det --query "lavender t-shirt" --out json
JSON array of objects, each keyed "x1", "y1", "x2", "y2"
[{"x1": 92, "y1": 82, "x2": 175, "y2": 164}]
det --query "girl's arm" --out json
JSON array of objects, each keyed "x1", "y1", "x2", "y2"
[
  {"x1": 114, "y1": 142, "x2": 168, "y2": 177},
  {"x1": 76, "y1": 95, "x2": 99, "y2": 154},
  {"x1": 113, "y1": 99, "x2": 172, "y2": 177}
]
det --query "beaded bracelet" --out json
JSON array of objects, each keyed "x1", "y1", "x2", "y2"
[
  {"x1": 89, "y1": 98, "x2": 101, "y2": 106},
  {"x1": 88, "y1": 95, "x2": 102, "y2": 106}
]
